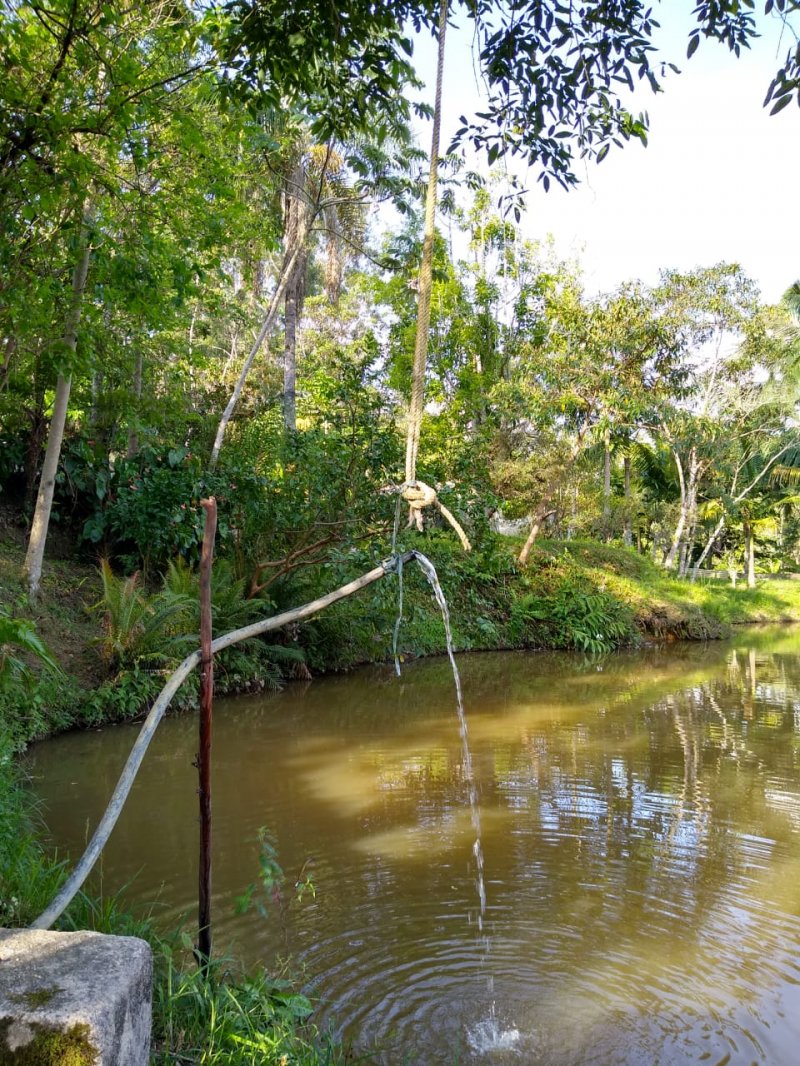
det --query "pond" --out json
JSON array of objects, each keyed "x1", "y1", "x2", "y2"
[{"x1": 28, "y1": 629, "x2": 800, "y2": 1065}]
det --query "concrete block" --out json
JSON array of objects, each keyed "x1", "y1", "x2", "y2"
[{"x1": 0, "y1": 927, "x2": 152, "y2": 1065}]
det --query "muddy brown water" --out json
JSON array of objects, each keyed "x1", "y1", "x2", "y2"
[{"x1": 27, "y1": 629, "x2": 800, "y2": 1064}]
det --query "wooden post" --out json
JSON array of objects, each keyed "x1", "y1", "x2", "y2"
[{"x1": 197, "y1": 497, "x2": 217, "y2": 966}]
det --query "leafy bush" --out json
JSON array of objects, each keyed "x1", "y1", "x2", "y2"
[
  {"x1": 509, "y1": 563, "x2": 638, "y2": 653},
  {"x1": 0, "y1": 608, "x2": 62, "y2": 691},
  {"x1": 93, "y1": 559, "x2": 194, "y2": 670},
  {"x1": 67, "y1": 441, "x2": 264, "y2": 572}
]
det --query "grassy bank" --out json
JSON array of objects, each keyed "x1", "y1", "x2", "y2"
[{"x1": 4, "y1": 531, "x2": 800, "y2": 750}]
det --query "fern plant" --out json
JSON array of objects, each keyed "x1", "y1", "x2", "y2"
[
  {"x1": 164, "y1": 557, "x2": 269, "y2": 633},
  {"x1": 93, "y1": 560, "x2": 194, "y2": 670},
  {"x1": 0, "y1": 610, "x2": 62, "y2": 692},
  {"x1": 163, "y1": 557, "x2": 308, "y2": 687},
  {"x1": 509, "y1": 570, "x2": 637, "y2": 654}
]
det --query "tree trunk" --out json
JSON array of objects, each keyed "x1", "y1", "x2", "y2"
[
  {"x1": 679, "y1": 507, "x2": 697, "y2": 578},
  {"x1": 664, "y1": 450, "x2": 687, "y2": 570},
  {"x1": 209, "y1": 222, "x2": 311, "y2": 468},
  {"x1": 602, "y1": 430, "x2": 611, "y2": 523},
  {"x1": 691, "y1": 516, "x2": 726, "y2": 582},
  {"x1": 283, "y1": 283, "x2": 297, "y2": 431},
  {"x1": 518, "y1": 507, "x2": 556, "y2": 565},
  {"x1": 126, "y1": 350, "x2": 144, "y2": 459},
  {"x1": 745, "y1": 521, "x2": 756, "y2": 588},
  {"x1": 282, "y1": 160, "x2": 308, "y2": 435},
  {"x1": 665, "y1": 449, "x2": 698, "y2": 571},
  {"x1": 623, "y1": 454, "x2": 632, "y2": 547},
  {"x1": 23, "y1": 213, "x2": 92, "y2": 598}
]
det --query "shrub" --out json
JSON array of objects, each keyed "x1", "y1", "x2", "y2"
[
  {"x1": 92, "y1": 559, "x2": 194, "y2": 670},
  {"x1": 509, "y1": 564, "x2": 638, "y2": 653}
]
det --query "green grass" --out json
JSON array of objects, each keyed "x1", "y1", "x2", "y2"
[{"x1": 530, "y1": 539, "x2": 800, "y2": 637}]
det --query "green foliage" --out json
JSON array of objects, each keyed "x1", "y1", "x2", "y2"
[
  {"x1": 81, "y1": 665, "x2": 164, "y2": 727},
  {"x1": 0, "y1": 609, "x2": 61, "y2": 692},
  {"x1": 93, "y1": 559, "x2": 194, "y2": 670},
  {"x1": 164, "y1": 556, "x2": 266, "y2": 633},
  {"x1": 235, "y1": 828, "x2": 316, "y2": 919},
  {"x1": 77, "y1": 445, "x2": 265, "y2": 573},
  {"x1": 509, "y1": 564, "x2": 638, "y2": 653},
  {"x1": 0, "y1": 753, "x2": 67, "y2": 927},
  {"x1": 151, "y1": 949, "x2": 342, "y2": 1066}
]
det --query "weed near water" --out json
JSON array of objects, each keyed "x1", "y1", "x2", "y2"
[{"x1": 152, "y1": 949, "x2": 349, "y2": 1065}]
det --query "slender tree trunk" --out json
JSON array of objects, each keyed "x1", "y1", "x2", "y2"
[
  {"x1": 678, "y1": 540, "x2": 689, "y2": 578},
  {"x1": 126, "y1": 350, "x2": 144, "y2": 459},
  {"x1": 665, "y1": 449, "x2": 698, "y2": 571},
  {"x1": 518, "y1": 507, "x2": 557, "y2": 565},
  {"x1": 691, "y1": 516, "x2": 726, "y2": 582},
  {"x1": 745, "y1": 521, "x2": 756, "y2": 588},
  {"x1": 602, "y1": 430, "x2": 611, "y2": 525},
  {"x1": 623, "y1": 454, "x2": 632, "y2": 547},
  {"x1": 283, "y1": 283, "x2": 297, "y2": 431},
  {"x1": 23, "y1": 212, "x2": 92, "y2": 598},
  {"x1": 210, "y1": 223, "x2": 311, "y2": 468},
  {"x1": 679, "y1": 503, "x2": 698, "y2": 578},
  {"x1": 282, "y1": 161, "x2": 308, "y2": 435}
]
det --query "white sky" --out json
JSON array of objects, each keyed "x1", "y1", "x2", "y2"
[{"x1": 408, "y1": 2, "x2": 800, "y2": 303}]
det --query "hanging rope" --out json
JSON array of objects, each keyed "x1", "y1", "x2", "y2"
[
  {"x1": 405, "y1": 0, "x2": 447, "y2": 487},
  {"x1": 399, "y1": 0, "x2": 471, "y2": 551}
]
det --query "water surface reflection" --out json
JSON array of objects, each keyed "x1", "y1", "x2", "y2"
[{"x1": 28, "y1": 629, "x2": 800, "y2": 1064}]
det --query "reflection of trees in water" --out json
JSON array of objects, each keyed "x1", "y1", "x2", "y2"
[{"x1": 472, "y1": 644, "x2": 800, "y2": 992}]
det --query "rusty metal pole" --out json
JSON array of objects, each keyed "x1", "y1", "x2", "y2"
[{"x1": 197, "y1": 497, "x2": 217, "y2": 967}]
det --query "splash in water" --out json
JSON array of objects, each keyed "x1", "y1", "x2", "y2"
[
  {"x1": 409, "y1": 550, "x2": 487, "y2": 930},
  {"x1": 467, "y1": 1015, "x2": 522, "y2": 1056}
]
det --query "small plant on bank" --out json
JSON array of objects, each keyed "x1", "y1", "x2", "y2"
[
  {"x1": 92, "y1": 559, "x2": 194, "y2": 670},
  {"x1": 509, "y1": 563, "x2": 638, "y2": 653},
  {"x1": 0, "y1": 609, "x2": 62, "y2": 692}
]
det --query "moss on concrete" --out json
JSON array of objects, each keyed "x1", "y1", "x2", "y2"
[
  {"x1": 0, "y1": 1018, "x2": 98, "y2": 1066},
  {"x1": 9, "y1": 990, "x2": 60, "y2": 1011}
]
